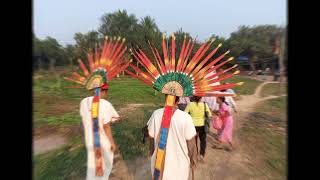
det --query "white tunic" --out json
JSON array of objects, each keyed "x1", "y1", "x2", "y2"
[
  {"x1": 225, "y1": 96, "x2": 237, "y2": 109},
  {"x1": 80, "y1": 97, "x2": 119, "y2": 180},
  {"x1": 147, "y1": 108, "x2": 197, "y2": 180}
]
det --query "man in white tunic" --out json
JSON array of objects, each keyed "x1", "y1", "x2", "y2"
[
  {"x1": 147, "y1": 97, "x2": 197, "y2": 180},
  {"x1": 80, "y1": 88, "x2": 119, "y2": 180},
  {"x1": 63, "y1": 36, "x2": 129, "y2": 180}
]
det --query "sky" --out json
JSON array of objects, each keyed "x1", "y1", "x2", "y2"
[{"x1": 33, "y1": 0, "x2": 287, "y2": 46}]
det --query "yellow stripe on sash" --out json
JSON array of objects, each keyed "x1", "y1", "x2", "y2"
[
  {"x1": 92, "y1": 102, "x2": 98, "y2": 117},
  {"x1": 155, "y1": 149, "x2": 165, "y2": 169},
  {"x1": 166, "y1": 95, "x2": 175, "y2": 106}
]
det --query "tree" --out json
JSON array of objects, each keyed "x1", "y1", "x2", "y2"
[
  {"x1": 33, "y1": 33, "x2": 43, "y2": 70},
  {"x1": 228, "y1": 25, "x2": 284, "y2": 73},
  {"x1": 73, "y1": 31, "x2": 102, "y2": 66},
  {"x1": 207, "y1": 34, "x2": 232, "y2": 68},
  {"x1": 134, "y1": 16, "x2": 162, "y2": 66},
  {"x1": 64, "y1": 44, "x2": 77, "y2": 67},
  {"x1": 98, "y1": 10, "x2": 141, "y2": 76},
  {"x1": 41, "y1": 36, "x2": 64, "y2": 71},
  {"x1": 98, "y1": 10, "x2": 138, "y2": 48},
  {"x1": 169, "y1": 28, "x2": 194, "y2": 58},
  {"x1": 74, "y1": 31, "x2": 101, "y2": 52}
]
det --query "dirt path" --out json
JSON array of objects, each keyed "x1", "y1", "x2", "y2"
[
  {"x1": 110, "y1": 81, "x2": 286, "y2": 180},
  {"x1": 189, "y1": 81, "x2": 286, "y2": 180},
  {"x1": 33, "y1": 135, "x2": 67, "y2": 155}
]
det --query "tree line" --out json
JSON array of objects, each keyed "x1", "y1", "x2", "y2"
[{"x1": 33, "y1": 9, "x2": 286, "y2": 74}]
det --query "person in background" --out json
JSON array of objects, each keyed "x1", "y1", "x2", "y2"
[
  {"x1": 223, "y1": 91, "x2": 238, "y2": 113},
  {"x1": 201, "y1": 96, "x2": 218, "y2": 112},
  {"x1": 222, "y1": 83, "x2": 238, "y2": 113},
  {"x1": 273, "y1": 69, "x2": 280, "y2": 81},
  {"x1": 185, "y1": 96, "x2": 212, "y2": 162},
  {"x1": 177, "y1": 96, "x2": 190, "y2": 111},
  {"x1": 223, "y1": 82, "x2": 236, "y2": 94},
  {"x1": 214, "y1": 96, "x2": 235, "y2": 151}
]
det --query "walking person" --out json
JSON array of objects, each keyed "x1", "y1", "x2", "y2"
[
  {"x1": 201, "y1": 96, "x2": 218, "y2": 112},
  {"x1": 64, "y1": 36, "x2": 129, "y2": 179},
  {"x1": 177, "y1": 96, "x2": 190, "y2": 111},
  {"x1": 147, "y1": 96, "x2": 198, "y2": 180},
  {"x1": 125, "y1": 33, "x2": 243, "y2": 179},
  {"x1": 214, "y1": 96, "x2": 235, "y2": 151},
  {"x1": 185, "y1": 96, "x2": 212, "y2": 162},
  {"x1": 221, "y1": 88, "x2": 238, "y2": 113}
]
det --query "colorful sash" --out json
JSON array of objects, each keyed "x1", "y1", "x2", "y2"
[
  {"x1": 92, "y1": 88, "x2": 104, "y2": 176},
  {"x1": 153, "y1": 95, "x2": 176, "y2": 180}
]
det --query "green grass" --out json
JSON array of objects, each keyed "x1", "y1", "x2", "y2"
[
  {"x1": 35, "y1": 113, "x2": 81, "y2": 127},
  {"x1": 226, "y1": 75, "x2": 262, "y2": 95},
  {"x1": 33, "y1": 70, "x2": 259, "y2": 179},
  {"x1": 239, "y1": 97, "x2": 287, "y2": 179},
  {"x1": 261, "y1": 83, "x2": 287, "y2": 97},
  {"x1": 256, "y1": 96, "x2": 287, "y2": 121},
  {"x1": 33, "y1": 143, "x2": 87, "y2": 180}
]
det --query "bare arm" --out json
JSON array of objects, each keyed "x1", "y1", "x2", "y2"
[
  {"x1": 103, "y1": 123, "x2": 116, "y2": 152},
  {"x1": 187, "y1": 136, "x2": 197, "y2": 169}
]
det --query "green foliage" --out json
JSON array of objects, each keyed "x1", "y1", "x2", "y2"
[
  {"x1": 229, "y1": 25, "x2": 282, "y2": 56},
  {"x1": 64, "y1": 44, "x2": 78, "y2": 66},
  {"x1": 33, "y1": 9, "x2": 286, "y2": 75},
  {"x1": 228, "y1": 25, "x2": 285, "y2": 71},
  {"x1": 226, "y1": 76, "x2": 262, "y2": 95},
  {"x1": 73, "y1": 30, "x2": 102, "y2": 61},
  {"x1": 261, "y1": 83, "x2": 287, "y2": 97},
  {"x1": 33, "y1": 144, "x2": 87, "y2": 180},
  {"x1": 99, "y1": 10, "x2": 138, "y2": 48},
  {"x1": 33, "y1": 35, "x2": 70, "y2": 69}
]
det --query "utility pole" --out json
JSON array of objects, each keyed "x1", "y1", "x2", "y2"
[
  {"x1": 279, "y1": 29, "x2": 286, "y2": 84},
  {"x1": 277, "y1": 29, "x2": 286, "y2": 95}
]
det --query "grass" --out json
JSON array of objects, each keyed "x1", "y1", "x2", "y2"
[
  {"x1": 33, "y1": 143, "x2": 87, "y2": 180},
  {"x1": 33, "y1": 70, "x2": 164, "y2": 179},
  {"x1": 256, "y1": 96, "x2": 287, "y2": 121},
  {"x1": 239, "y1": 96, "x2": 287, "y2": 179},
  {"x1": 33, "y1": 69, "x2": 261, "y2": 179},
  {"x1": 226, "y1": 75, "x2": 262, "y2": 95},
  {"x1": 260, "y1": 83, "x2": 287, "y2": 97}
]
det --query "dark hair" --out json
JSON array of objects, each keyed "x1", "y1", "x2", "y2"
[
  {"x1": 175, "y1": 96, "x2": 180, "y2": 104},
  {"x1": 193, "y1": 96, "x2": 202, "y2": 103},
  {"x1": 101, "y1": 88, "x2": 108, "y2": 92},
  {"x1": 218, "y1": 96, "x2": 229, "y2": 106},
  {"x1": 191, "y1": 96, "x2": 202, "y2": 106}
]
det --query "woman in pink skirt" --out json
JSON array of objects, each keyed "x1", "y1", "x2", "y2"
[{"x1": 215, "y1": 96, "x2": 235, "y2": 151}]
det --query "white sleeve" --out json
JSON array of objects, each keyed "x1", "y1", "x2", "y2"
[
  {"x1": 147, "y1": 111, "x2": 156, "y2": 138},
  {"x1": 229, "y1": 97, "x2": 237, "y2": 108},
  {"x1": 102, "y1": 102, "x2": 120, "y2": 125},
  {"x1": 80, "y1": 99, "x2": 85, "y2": 117},
  {"x1": 185, "y1": 114, "x2": 197, "y2": 140}
]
